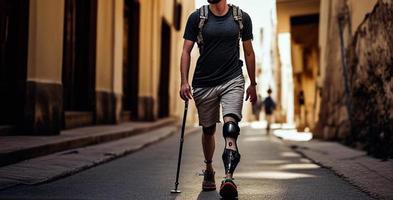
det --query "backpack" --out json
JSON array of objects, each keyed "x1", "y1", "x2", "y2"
[{"x1": 196, "y1": 4, "x2": 244, "y2": 50}]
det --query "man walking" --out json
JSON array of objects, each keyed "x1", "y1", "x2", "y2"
[{"x1": 179, "y1": 0, "x2": 257, "y2": 198}]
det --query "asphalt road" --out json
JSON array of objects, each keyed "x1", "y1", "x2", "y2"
[{"x1": 0, "y1": 126, "x2": 371, "y2": 200}]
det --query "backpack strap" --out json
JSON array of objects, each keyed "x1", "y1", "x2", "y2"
[
  {"x1": 197, "y1": 5, "x2": 209, "y2": 48},
  {"x1": 197, "y1": 4, "x2": 243, "y2": 50},
  {"x1": 230, "y1": 4, "x2": 243, "y2": 40}
]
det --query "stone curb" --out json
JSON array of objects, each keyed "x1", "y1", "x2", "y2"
[
  {"x1": 285, "y1": 140, "x2": 393, "y2": 200},
  {"x1": 0, "y1": 118, "x2": 176, "y2": 167}
]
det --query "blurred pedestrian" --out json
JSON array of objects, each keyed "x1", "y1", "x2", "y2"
[
  {"x1": 298, "y1": 90, "x2": 306, "y2": 127},
  {"x1": 263, "y1": 89, "x2": 276, "y2": 134}
]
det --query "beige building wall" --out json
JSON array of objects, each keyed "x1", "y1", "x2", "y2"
[
  {"x1": 129, "y1": 0, "x2": 197, "y2": 122},
  {"x1": 96, "y1": 0, "x2": 115, "y2": 92},
  {"x1": 94, "y1": 0, "x2": 124, "y2": 123},
  {"x1": 113, "y1": 0, "x2": 124, "y2": 95},
  {"x1": 88, "y1": 0, "x2": 196, "y2": 122},
  {"x1": 138, "y1": 0, "x2": 153, "y2": 98},
  {"x1": 347, "y1": 0, "x2": 378, "y2": 35},
  {"x1": 19, "y1": 0, "x2": 197, "y2": 133},
  {"x1": 277, "y1": 0, "x2": 320, "y2": 33},
  {"x1": 168, "y1": 0, "x2": 181, "y2": 121},
  {"x1": 27, "y1": 0, "x2": 65, "y2": 83},
  {"x1": 151, "y1": 0, "x2": 162, "y2": 117},
  {"x1": 139, "y1": 0, "x2": 159, "y2": 98},
  {"x1": 24, "y1": 0, "x2": 65, "y2": 134},
  {"x1": 95, "y1": 0, "x2": 126, "y2": 94},
  {"x1": 137, "y1": 0, "x2": 162, "y2": 120},
  {"x1": 163, "y1": 0, "x2": 174, "y2": 24},
  {"x1": 168, "y1": 0, "x2": 198, "y2": 124}
]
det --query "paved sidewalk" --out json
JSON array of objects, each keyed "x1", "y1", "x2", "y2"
[
  {"x1": 286, "y1": 140, "x2": 393, "y2": 199},
  {"x1": 0, "y1": 118, "x2": 176, "y2": 167},
  {"x1": 0, "y1": 124, "x2": 199, "y2": 191}
]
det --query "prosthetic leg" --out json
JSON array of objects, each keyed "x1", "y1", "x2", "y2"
[
  {"x1": 222, "y1": 121, "x2": 241, "y2": 175},
  {"x1": 220, "y1": 121, "x2": 241, "y2": 199}
]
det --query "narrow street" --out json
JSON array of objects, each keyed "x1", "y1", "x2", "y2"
[
  {"x1": 0, "y1": 126, "x2": 370, "y2": 200},
  {"x1": 0, "y1": 0, "x2": 391, "y2": 199}
]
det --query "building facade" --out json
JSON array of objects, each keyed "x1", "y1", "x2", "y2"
[{"x1": 0, "y1": 0, "x2": 195, "y2": 135}]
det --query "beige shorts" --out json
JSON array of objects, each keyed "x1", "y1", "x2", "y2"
[{"x1": 193, "y1": 74, "x2": 245, "y2": 127}]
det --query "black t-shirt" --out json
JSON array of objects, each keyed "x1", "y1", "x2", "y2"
[{"x1": 183, "y1": 6, "x2": 253, "y2": 88}]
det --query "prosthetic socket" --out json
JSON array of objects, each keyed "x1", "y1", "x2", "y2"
[{"x1": 222, "y1": 121, "x2": 241, "y2": 174}]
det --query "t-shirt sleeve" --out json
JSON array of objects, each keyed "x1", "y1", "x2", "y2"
[
  {"x1": 183, "y1": 11, "x2": 199, "y2": 42},
  {"x1": 241, "y1": 11, "x2": 253, "y2": 41}
]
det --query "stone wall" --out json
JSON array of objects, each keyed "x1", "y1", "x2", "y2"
[
  {"x1": 347, "y1": 0, "x2": 393, "y2": 159},
  {"x1": 317, "y1": 0, "x2": 393, "y2": 158},
  {"x1": 316, "y1": 0, "x2": 350, "y2": 140}
]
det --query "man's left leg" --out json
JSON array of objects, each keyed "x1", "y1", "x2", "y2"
[
  {"x1": 218, "y1": 75, "x2": 245, "y2": 198},
  {"x1": 219, "y1": 115, "x2": 241, "y2": 198},
  {"x1": 222, "y1": 115, "x2": 241, "y2": 179}
]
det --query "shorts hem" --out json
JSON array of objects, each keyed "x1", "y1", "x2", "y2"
[{"x1": 199, "y1": 120, "x2": 221, "y2": 128}]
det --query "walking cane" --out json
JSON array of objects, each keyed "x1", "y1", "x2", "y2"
[{"x1": 171, "y1": 100, "x2": 189, "y2": 193}]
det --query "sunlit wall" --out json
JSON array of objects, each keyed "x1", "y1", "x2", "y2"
[{"x1": 278, "y1": 33, "x2": 294, "y2": 124}]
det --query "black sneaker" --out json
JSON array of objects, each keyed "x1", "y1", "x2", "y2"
[
  {"x1": 202, "y1": 170, "x2": 216, "y2": 191},
  {"x1": 219, "y1": 178, "x2": 238, "y2": 199}
]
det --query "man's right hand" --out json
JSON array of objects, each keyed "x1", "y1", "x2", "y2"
[{"x1": 179, "y1": 82, "x2": 192, "y2": 101}]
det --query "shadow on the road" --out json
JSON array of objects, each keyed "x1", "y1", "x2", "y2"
[{"x1": 197, "y1": 190, "x2": 220, "y2": 200}]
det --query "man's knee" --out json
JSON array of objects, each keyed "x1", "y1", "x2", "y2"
[
  {"x1": 203, "y1": 124, "x2": 216, "y2": 135},
  {"x1": 222, "y1": 121, "x2": 240, "y2": 139},
  {"x1": 223, "y1": 113, "x2": 240, "y2": 123}
]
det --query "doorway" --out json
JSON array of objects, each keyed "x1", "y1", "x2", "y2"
[
  {"x1": 123, "y1": 0, "x2": 140, "y2": 120},
  {"x1": 158, "y1": 19, "x2": 171, "y2": 118},
  {"x1": 0, "y1": 0, "x2": 28, "y2": 127},
  {"x1": 290, "y1": 14, "x2": 320, "y2": 129},
  {"x1": 62, "y1": 0, "x2": 97, "y2": 127}
]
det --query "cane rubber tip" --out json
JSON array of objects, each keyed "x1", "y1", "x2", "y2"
[{"x1": 171, "y1": 189, "x2": 181, "y2": 193}]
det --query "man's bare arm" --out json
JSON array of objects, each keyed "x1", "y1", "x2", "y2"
[
  {"x1": 179, "y1": 39, "x2": 195, "y2": 101},
  {"x1": 243, "y1": 39, "x2": 257, "y2": 103},
  {"x1": 243, "y1": 40, "x2": 256, "y2": 85}
]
